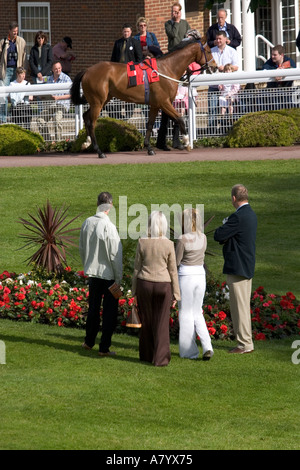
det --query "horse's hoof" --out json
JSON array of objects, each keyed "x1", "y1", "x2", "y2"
[
  {"x1": 185, "y1": 145, "x2": 191, "y2": 152},
  {"x1": 148, "y1": 149, "x2": 156, "y2": 156},
  {"x1": 98, "y1": 153, "x2": 107, "y2": 159}
]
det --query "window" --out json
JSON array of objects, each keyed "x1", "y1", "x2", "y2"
[
  {"x1": 185, "y1": 0, "x2": 199, "y2": 15},
  {"x1": 18, "y1": 2, "x2": 51, "y2": 52}
]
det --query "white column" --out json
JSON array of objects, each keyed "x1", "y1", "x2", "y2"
[
  {"x1": 180, "y1": 0, "x2": 186, "y2": 19},
  {"x1": 242, "y1": 0, "x2": 256, "y2": 71},
  {"x1": 231, "y1": 0, "x2": 243, "y2": 70}
]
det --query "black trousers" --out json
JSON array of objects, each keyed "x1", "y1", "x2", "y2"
[
  {"x1": 85, "y1": 277, "x2": 118, "y2": 352},
  {"x1": 156, "y1": 111, "x2": 180, "y2": 147}
]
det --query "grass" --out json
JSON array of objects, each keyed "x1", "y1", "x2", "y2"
[
  {"x1": 1, "y1": 319, "x2": 299, "y2": 450},
  {"x1": 1, "y1": 158, "x2": 300, "y2": 450},
  {"x1": 0, "y1": 159, "x2": 299, "y2": 296}
]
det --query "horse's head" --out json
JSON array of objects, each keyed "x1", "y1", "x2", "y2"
[{"x1": 195, "y1": 40, "x2": 217, "y2": 73}]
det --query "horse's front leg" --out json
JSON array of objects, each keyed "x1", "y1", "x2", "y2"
[
  {"x1": 144, "y1": 106, "x2": 159, "y2": 156},
  {"x1": 161, "y1": 104, "x2": 191, "y2": 151},
  {"x1": 176, "y1": 116, "x2": 191, "y2": 151}
]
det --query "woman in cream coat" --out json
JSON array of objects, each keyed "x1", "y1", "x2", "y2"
[
  {"x1": 132, "y1": 211, "x2": 180, "y2": 367},
  {"x1": 176, "y1": 208, "x2": 213, "y2": 360}
]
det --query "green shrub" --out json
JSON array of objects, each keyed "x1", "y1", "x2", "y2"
[
  {"x1": 226, "y1": 111, "x2": 298, "y2": 148},
  {"x1": 269, "y1": 108, "x2": 300, "y2": 142},
  {"x1": 0, "y1": 124, "x2": 44, "y2": 156},
  {"x1": 71, "y1": 117, "x2": 144, "y2": 153}
]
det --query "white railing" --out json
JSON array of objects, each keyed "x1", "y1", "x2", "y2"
[
  {"x1": 1, "y1": 68, "x2": 300, "y2": 146},
  {"x1": 255, "y1": 35, "x2": 274, "y2": 64}
]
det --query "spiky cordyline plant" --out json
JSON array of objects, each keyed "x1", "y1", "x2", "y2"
[{"x1": 18, "y1": 200, "x2": 81, "y2": 274}]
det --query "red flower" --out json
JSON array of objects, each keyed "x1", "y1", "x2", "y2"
[
  {"x1": 118, "y1": 299, "x2": 126, "y2": 306},
  {"x1": 208, "y1": 327, "x2": 216, "y2": 336},
  {"x1": 218, "y1": 311, "x2": 227, "y2": 321},
  {"x1": 255, "y1": 332, "x2": 266, "y2": 340}
]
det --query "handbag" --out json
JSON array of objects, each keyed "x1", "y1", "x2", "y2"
[
  {"x1": 126, "y1": 304, "x2": 142, "y2": 328},
  {"x1": 108, "y1": 282, "x2": 123, "y2": 299}
]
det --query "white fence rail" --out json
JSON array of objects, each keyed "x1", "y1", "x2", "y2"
[{"x1": 1, "y1": 69, "x2": 300, "y2": 146}]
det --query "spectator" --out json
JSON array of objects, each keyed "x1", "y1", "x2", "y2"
[
  {"x1": 111, "y1": 23, "x2": 143, "y2": 64},
  {"x1": 36, "y1": 61, "x2": 72, "y2": 141},
  {"x1": 157, "y1": 23, "x2": 196, "y2": 152},
  {"x1": 263, "y1": 44, "x2": 296, "y2": 88},
  {"x1": 132, "y1": 211, "x2": 180, "y2": 367},
  {"x1": 29, "y1": 31, "x2": 53, "y2": 83},
  {"x1": 9, "y1": 66, "x2": 33, "y2": 129},
  {"x1": 206, "y1": 8, "x2": 242, "y2": 50},
  {"x1": 133, "y1": 17, "x2": 162, "y2": 136},
  {"x1": 0, "y1": 22, "x2": 26, "y2": 123},
  {"x1": 208, "y1": 31, "x2": 239, "y2": 134},
  {"x1": 52, "y1": 37, "x2": 76, "y2": 76},
  {"x1": 134, "y1": 17, "x2": 162, "y2": 58},
  {"x1": 80, "y1": 192, "x2": 123, "y2": 356},
  {"x1": 176, "y1": 208, "x2": 214, "y2": 361},
  {"x1": 110, "y1": 23, "x2": 143, "y2": 120},
  {"x1": 165, "y1": 2, "x2": 190, "y2": 52},
  {"x1": 219, "y1": 63, "x2": 240, "y2": 115},
  {"x1": 214, "y1": 184, "x2": 257, "y2": 354}
]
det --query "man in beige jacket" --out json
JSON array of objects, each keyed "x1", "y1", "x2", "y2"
[
  {"x1": 79, "y1": 192, "x2": 123, "y2": 356},
  {"x1": 0, "y1": 22, "x2": 26, "y2": 122}
]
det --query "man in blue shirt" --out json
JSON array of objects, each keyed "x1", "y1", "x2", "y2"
[
  {"x1": 37, "y1": 61, "x2": 71, "y2": 141},
  {"x1": 263, "y1": 45, "x2": 296, "y2": 88},
  {"x1": 206, "y1": 9, "x2": 242, "y2": 50}
]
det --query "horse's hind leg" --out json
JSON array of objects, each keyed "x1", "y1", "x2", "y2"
[
  {"x1": 82, "y1": 105, "x2": 107, "y2": 159},
  {"x1": 144, "y1": 106, "x2": 159, "y2": 155}
]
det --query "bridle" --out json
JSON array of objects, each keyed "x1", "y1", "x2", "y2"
[{"x1": 142, "y1": 40, "x2": 216, "y2": 85}]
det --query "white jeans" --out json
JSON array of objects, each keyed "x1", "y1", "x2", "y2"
[{"x1": 178, "y1": 265, "x2": 213, "y2": 359}]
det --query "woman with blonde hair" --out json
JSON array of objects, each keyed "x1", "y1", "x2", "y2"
[
  {"x1": 132, "y1": 211, "x2": 180, "y2": 366},
  {"x1": 176, "y1": 208, "x2": 214, "y2": 360},
  {"x1": 134, "y1": 16, "x2": 162, "y2": 57}
]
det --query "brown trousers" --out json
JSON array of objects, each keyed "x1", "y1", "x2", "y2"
[{"x1": 136, "y1": 279, "x2": 172, "y2": 366}]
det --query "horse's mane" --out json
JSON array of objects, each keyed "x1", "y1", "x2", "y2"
[
  {"x1": 158, "y1": 38, "x2": 201, "y2": 60},
  {"x1": 170, "y1": 38, "x2": 200, "y2": 53}
]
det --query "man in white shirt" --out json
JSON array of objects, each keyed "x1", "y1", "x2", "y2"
[
  {"x1": 208, "y1": 31, "x2": 239, "y2": 134},
  {"x1": 80, "y1": 192, "x2": 123, "y2": 356}
]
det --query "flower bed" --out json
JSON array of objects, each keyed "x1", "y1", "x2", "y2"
[{"x1": 0, "y1": 269, "x2": 299, "y2": 340}]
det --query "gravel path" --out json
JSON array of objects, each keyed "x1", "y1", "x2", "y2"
[{"x1": 0, "y1": 145, "x2": 299, "y2": 167}]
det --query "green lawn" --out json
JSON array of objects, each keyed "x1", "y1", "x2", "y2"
[
  {"x1": 1, "y1": 158, "x2": 300, "y2": 450},
  {"x1": 0, "y1": 159, "x2": 299, "y2": 296},
  {"x1": 0, "y1": 320, "x2": 299, "y2": 450}
]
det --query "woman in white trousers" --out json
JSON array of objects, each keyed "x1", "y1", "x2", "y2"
[{"x1": 176, "y1": 208, "x2": 214, "y2": 360}]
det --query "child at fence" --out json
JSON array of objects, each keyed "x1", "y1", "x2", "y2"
[
  {"x1": 218, "y1": 63, "x2": 240, "y2": 115},
  {"x1": 9, "y1": 66, "x2": 33, "y2": 129}
]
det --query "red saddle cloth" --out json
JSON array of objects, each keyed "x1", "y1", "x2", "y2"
[{"x1": 127, "y1": 59, "x2": 159, "y2": 87}]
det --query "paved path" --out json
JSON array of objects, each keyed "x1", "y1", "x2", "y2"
[{"x1": 0, "y1": 145, "x2": 299, "y2": 167}]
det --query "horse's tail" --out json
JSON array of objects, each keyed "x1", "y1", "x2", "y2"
[{"x1": 70, "y1": 70, "x2": 87, "y2": 105}]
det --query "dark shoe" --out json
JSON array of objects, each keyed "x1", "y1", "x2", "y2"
[
  {"x1": 228, "y1": 347, "x2": 253, "y2": 354},
  {"x1": 99, "y1": 350, "x2": 116, "y2": 357},
  {"x1": 172, "y1": 142, "x2": 184, "y2": 150},
  {"x1": 203, "y1": 350, "x2": 214, "y2": 361},
  {"x1": 82, "y1": 342, "x2": 92, "y2": 350},
  {"x1": 157, "y1": 144, "x2": 171, "y2": 151}
]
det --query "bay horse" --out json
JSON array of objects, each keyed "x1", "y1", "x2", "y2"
[{"x1": 70, "y1": 39, "x2": 216, "y2": 158}]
